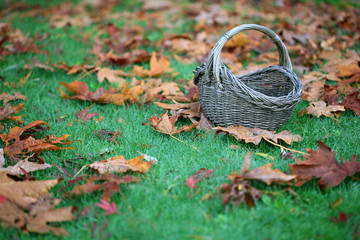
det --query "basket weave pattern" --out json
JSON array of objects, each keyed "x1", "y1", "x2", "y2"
[{"x1": 193, "y1": 24, "x2": 302, "y2": 130}]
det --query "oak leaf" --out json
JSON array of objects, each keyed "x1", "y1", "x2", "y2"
[
  {"x1": 304, "y1": 101, "x2": 345, "y2": 118},
  {"x1": 289, "y1": 141, "x2": 360, "y2": 189},
  {"x1": 89, "y1": 155, "x2": 155, "y2": 175},
  {"x1": 143, "y1": 113, "x2": 199, "y2": 135},
  {"x1": 131, "y1": 52, "x2": 174, "y2": 77},
  {"x1": 214, "y1": 125, "x2": 303, "y2": 145}
]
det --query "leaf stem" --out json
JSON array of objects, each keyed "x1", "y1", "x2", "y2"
[
  {"x1": 262, "y1": 136, "x2": 307, "y2": 155},
  {"x1": 169, "y1": 134, "x2": 197, "y2": 150}
]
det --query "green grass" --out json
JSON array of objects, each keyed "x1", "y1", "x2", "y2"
[{"x1": 1, "y1": 1, "x2": 360, "y2": 239}]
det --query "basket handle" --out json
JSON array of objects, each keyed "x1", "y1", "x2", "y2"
[{"x1": 205, "y1": 24, "x2": 292, "y2": 85}]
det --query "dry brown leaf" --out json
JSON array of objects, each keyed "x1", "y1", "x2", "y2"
[
  {"x1": 59, "y1": 81, "x2": 144, "y2": 106},
  {"x1": 0, "y1": 103, "x2": 24, "y2": 123},
  {"x1": 341, "y1": 91, "x2": 360, "y2": 116},
  {"x1": 289, "y1": 141, "x2": 360, "y2": 189},
  {"x1": 214, "y1": 125, "x2": 303, "y2": 145},
  {"x1": 0, "y1": 92, "x2": 27, "y2": 105},
  {"x1": 0, "y1": 153, "x2": 52, "y2": 175},
  {"x1": 0, "y1": 194, "x2": 75, "y2": 236},
  {"x1": 0, "y1": 120, "x2": 76, "y2": 161},
  {"x1": 143, "y1": 113, "x2": 199, "y2": 135},
  {"x1": 24, "y1": 58, "x2": 54, "y2": 72},
  {"x1": 96, "y1": 67, "x2": 129, "y2": 85},
  {"x1": 131, "y1": 52, "x2": 174, "y2": 77},
  {"x1": 0, "y1": 171, "x2": 61, "y2": 209},
  {"x1": 337, "y1": 61, "x2": 360, "y2": 78},
  {"x1": 65, "y1": 174, "x2": 140, "y2": 201},
  {"x1": 305, "y1": 101, "x2": 345, "y2": 118},
  {"x1": 89, "y1": 155, "x2": 155, "y2": 174}
]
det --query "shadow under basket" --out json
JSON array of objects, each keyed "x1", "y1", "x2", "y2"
[{"x1": 193, "y1": 24, "x2": 302, "y2": 130}]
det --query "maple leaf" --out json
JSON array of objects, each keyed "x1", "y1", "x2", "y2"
[
  {"x1": 96, "y1": 199, "x2": 118, "y2": 215},
  {"x1": 0, "y1": 92, "x2": 27, "y2": 105},
  {"x1": 304, "y1": 101, "x2": 345, "y2": 118},
  {"x1": 185, "y1": 168, "x2": 214, "y2": 189},
  {"x1": 0, "y1": 120, "x2": 76, "y2": 162},
  {"x1": 0, "y1": 194, "x2": 75, "y2": 236},
  {"x1": 96, "y1": 67, "x2": 129, "y2": 85},
  {"x1": 0, "y1": 171, "x2": 61, "y2": 209},
  {"x1": 0, "y1": 149, "x2": 51, "y2": 175},
  {"x1": 214, "y1": 125, "x2": 303, "y2": 145},
  {"x1": 143, "y1": 113, "x2": 199, "y2": 135},
  {"x1": 131, "y1": 52, "x2": 174, "y2": 77},
  {"x1": 330, "y1": 212, "x2": 353, "y2": 223},
  {"x1": 89, "y1": 155, "x2": 155, "y2": 175},
  {"x1": 341, "y1": 91, "x2": 360, "y2": 116},
  {"x1": 0, "y1": 103, "x2": 24, "y2": 123},
  {"x1": 289, "y1": 141, "x2": 360, "y2": 189},
  {"x1": 58, "y1": 81, "x2": 144, "y2": 106},
  {"x1": 76, "y1": 108, "x2": 99, "y2": 122},
  {"x1": 65, "y1": 174, "x2": 140, "y2": 201}
]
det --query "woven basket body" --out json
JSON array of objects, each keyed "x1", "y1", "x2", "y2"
[{"x1": 193, "y1": 24, "x2": 302, "y2": 130}]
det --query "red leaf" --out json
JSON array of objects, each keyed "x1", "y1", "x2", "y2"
[
  {"x1": 0, "y1": 195, "x2": 7, "y2": 204},
  {"x1": 185, "y1": 176, "x2": 201, "y2": 189},
  {"x1": 95, "y1": 199, "x2": 118, "y2": 215}
]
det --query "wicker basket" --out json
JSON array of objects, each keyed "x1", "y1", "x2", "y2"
[{"x1": 193, "y1": 24, "x2": 302, "y2": 130}]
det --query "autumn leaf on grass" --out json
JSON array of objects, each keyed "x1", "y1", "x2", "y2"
[
  {"x1": 143, "y1": 113, "x2": 199, "y2": 135},
  {"x1": 186, "y1": 168, "x2": 214, "y2": 189},
  {"x1": 58, "y1": 81, "x2": 143, "y2": 106},
  {"x1": 341, "y1": 91, "x2": 360, "y2": 116},
  {"x1": 233, "y1": 152, "x2": 295, "y2": 185},
  {"x1": 0, "y1": 170, "x2": 61, "y2": 209},
  {"x1": 0, "y1": 92, "x2": 27, "y2": 105},
  {"x1": 289, "y1": 141, "x2": 360, "y2": 189},
  {"x1": 217, "y1": 152, "x2": 294, "y2": 207},
  {"x1": 0, "y1": 120, "x2": 76, "y2": 162},
  {"x1": 65, "y1": 174, "x2": 140, "y2": 201},
  {"x1": 96, "y1": 199, "x2": 118, "y2": 215},
  {"x1": 214, "y1": 124, "x2": 303, "y2": 145},
  {"x1": 154, "y1": 102, "x2": 202, "y2": 119},
  {"x1": 132, "y1": 52, "x2": 174, "y2": 77},
  {"x1": 76, "y1": 108, "x2": 99, "y2": 122},
  {"x1": 96, "y1": 67, "x2": 129, "y2": 85},
  {"x1": 0, "y1": 103, "x2": 25, "y2": 123},
  {"x1": 0, "y1": 149, "x2": 51, "y2": 175},
  {"x1": 89, "y1": 155, "x2": 155, "y2": 175},
  {"x1": 302, "y1": 101, "x2": 345, "y2": 118},
  {"x1": 0, "y1": 174, "x2": 75, "y2": 237}
]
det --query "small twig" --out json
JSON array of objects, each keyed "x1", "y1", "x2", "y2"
[
  {"x1": 169, "y1": 134, "x2": 197, "y2": 150},
  {"x1": 72, "y1": 164, "x2": 90, "y2": 179},
  {"x1": 76, "y1": 67, "x2": 97, "y2": 82},
  {"x1": 262, "y1": 136, "x2": 307, "y2": 155}
]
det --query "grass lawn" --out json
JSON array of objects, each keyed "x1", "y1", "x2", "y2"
[{"x1": 1, "y1": 0, "x2": 360, "y2": 239}]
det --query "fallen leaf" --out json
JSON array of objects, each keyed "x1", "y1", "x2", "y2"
[
  {"x1": 24, "y1": 58, "x2": 54, "y2": 72},
  {"x1": 59, "y1": 81, "x2": 144, "y2": 106},
  {"x1": 96, "y1": 67, "x2": 129, "y2": 85},
  {"x1": 65, "y1": 174, "x2": 140, "y2": 201},
  {"x1": 0, "y1": 120, "x2": 76, "y2": 161},
  {"x1": 304, "y1": 101, "x2": 345, "y2": 118},
  {"x1": 0, "y1": 92, "x2": 27, "y2": 105},
  {"x1": 76, "y1": 108, "x2": 99, "y2": 122},
  {"x1": 289, "y1": 141, "x2": 360, "y2": 189},
  {"x1": 0, "y1": 171, "x2": 61, "y2": 209},
  {"x1": 89, "y1": 155, "x2": 155, "y2": 174},
  {"x1": 214, "y1": 125, "x2": 303, "y2": 145},
  {"x1": 341, "y1": 91, "x2": 360, "y2": 116},
  {"x1": 95, "y1": 199, "x2": 118, "y2": 215},
  {"x1": 131, "y1": 52, "x2": 174, "y2": 77},
  {"x1": 0, "y1": 103, "x2": 25, "y2": 123},
  {"x1": 0, "y1": 150, "x2": 51, "y2": 175},
  {"x1": 186, "y1": 168, "x2": 214, "y2": 189}
]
